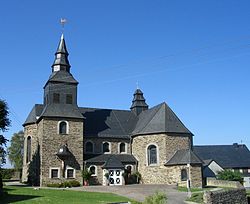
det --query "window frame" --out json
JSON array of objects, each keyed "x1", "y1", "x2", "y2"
[
  {"x1": 181, "y1": 169, "x2": 188, "y2": 181},
  {"x1": 102, "y1": 142, "x2": 111, "y2": 154},
  {"x1": 146, "y1": 143, "x2": 159, "y2": 166},
  {"x1": 118, "y1": 142, "x2": 127, "y2": 154},
  {"x1": 53, "y1": 93, "x2": 60, "y2": 103},
  {"x1": 66, "y1": 94, "x2": 73, "y2": 104},
  {"x1": 88, "y1": 165, "x2": 97, "y2": 176},
  {"x1": 65, "y1": 167, "x2": 75, "y2": 179},
  {"x1": 85, "y1": 141, "x2": 94, "y2": 154},
  {"x1": 26, "y1": 136, "x2": 32, "y2": 163},
  {"x1": 49, "y1": 167, "x2": 60, "y2": 179},
  {"x1": 58, "y1": 121, "x2": 69, "y2": 134}
]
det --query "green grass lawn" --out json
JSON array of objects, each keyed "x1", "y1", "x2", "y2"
[{"x1": 1, "y1": 186, "x2": 138, "y2": 204}]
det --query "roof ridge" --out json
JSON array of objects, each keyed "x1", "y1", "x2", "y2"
[
  {"x1": 139, "y1": 103, "x2": 164, "y2": 134},
  {"x1": 112, "y1": 111, "x2": 127, "y2": 135}
]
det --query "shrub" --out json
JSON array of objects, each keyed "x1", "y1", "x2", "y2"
[
  {"x1": 47, "y1": 183, "x2": 61, "y2": 188},
  {"x1": 47, "y1": 180, "x2": 80, "y2": 188},
  {"x1": 68, "y1": 180, "x2": 80, "y2": 187},
  {"x1": 217, "y1": 170, "x2": 243, "y2": 183},
  {"x1": 144, "y1": 191, "x2": 167, "y2": 204},
  {"x1": 82, "y1": 170, "x2": 92, "y2": 181},
  {"x1": 0, "y1": 169, "x2": 15, "y2": 180}
]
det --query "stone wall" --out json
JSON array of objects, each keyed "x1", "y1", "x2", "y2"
[
  {"x1": 132, "y1": 133, "x2": 192, "y2": 185},
  {"x1": 203, "y1": 188, "x2": 247, "y2": 204},
  {"x1": 84, "y1": 137, "x2": 131, "y2": 154},
  {"x1": 22, "y1": 123, "x2": 38, "y2": 183},
  {"x1": 190, "y1": 165, "x2": 203, "y2": 188},
  {"x1": 207, "y1": 178, "x2": 243, "y2": 188},
  {"x1": 39, "y1": 118, "x2": 84, "y2": 186}
]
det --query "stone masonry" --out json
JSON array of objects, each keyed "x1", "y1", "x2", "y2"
[
  {"x1": 39, "y1": 118, "x2": 84, "y2": 186},
  {"x1": 131, "y1": 133, "x2": 201, "y2": 186}
]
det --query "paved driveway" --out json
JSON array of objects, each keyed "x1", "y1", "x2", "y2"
[
  {"x1": 6, "y1": 182, "x2": 188, "y2": 203},
  {"x1": 73, "y1": 184, "x2": 188, "y2": 204}
]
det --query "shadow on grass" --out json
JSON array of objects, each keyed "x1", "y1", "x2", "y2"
[
  {"x1": 0, "y1": 189, "x2": 41, "y2": 204},
  {"x1": 1, "y1": 193, "x2": 41, "y2": 204}
]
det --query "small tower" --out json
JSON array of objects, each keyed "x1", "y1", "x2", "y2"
[
  {"x1": 52, "y1": 34, "x2": 71, "y2": 72},
  {"x1": 130, "y1": 88, "x2": 148, "y2": 115}
]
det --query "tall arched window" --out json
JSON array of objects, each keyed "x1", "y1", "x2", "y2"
[
  {"x1": 147, "y1": 145, "x2": 157, "y2": 165},
  {"x1": 181, "y1": 169, "x2": 187, "y2": 181},
  {"x1": 119, "y1": 143, "x2": 126, "y2": 153},
  {"x1": 26, "y1": 136, "x2": 31, "y2": 163},
  {"x1": 103, "y1": 142, "x2": 110, "y2": 153},
  {"x1": 86, "y1": 141, "x2": 94, "y2": 153},
  {"x1": 59, "y1": 121, "x2": 67, "y2": 134}
]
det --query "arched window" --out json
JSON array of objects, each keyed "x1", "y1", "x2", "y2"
[
  {"x1": 26, "y1": 136, "x2": 31, "y2": 163},
  {"x1": 89, "y1": 165, "x2": 97, "y2": 176},
  {"x1": 147, "y1": 145, "x2": 157, "y2": 165},
  {"x1": 86, "y1": 141, "x2": 94, "y2": 153},
  {"x1": 103, "y1": 142, "x2": 110, "y2": 153},
  {"x1": 126, "y1": 165, "x2": 133, "y2": 174},
  {"x1": 181, "y1": 169, "x2": 187, "y2": 181},
  {"x1": 59, "y1": 121, "x2": 68, "y2": 134},
  {"x1": 119, "y1": 143, "x2": 126, "y2": 153}
]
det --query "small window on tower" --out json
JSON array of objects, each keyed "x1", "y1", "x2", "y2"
[
  {"x1": 66, "y1": 94, "x2": 73, "y2": 104},
  {"x1": 53, "y1": 93, "x2": 60, "y2": 103}
]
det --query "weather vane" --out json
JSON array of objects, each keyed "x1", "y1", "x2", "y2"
[
  {"x1": 60, "y1": 18, "x2": 67, "y2": 34},
  {"x1": 136, "y1": 82, "x2": 139, "y2": 89}
]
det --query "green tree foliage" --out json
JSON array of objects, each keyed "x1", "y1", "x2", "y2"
[
  {"x1": 0, "y1": 99, "x2": 11, "y2": 193},
  {"x1": 8, "y1": 131, "x2": 24, "y2": 171},
  {"x1": 0, "y1": 100, "x2": 10, "y2": 166},
  {"x1": 217, "y1": 169, "x2": 243, "y2": 183}
]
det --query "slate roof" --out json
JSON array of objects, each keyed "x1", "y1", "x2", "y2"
[
  {"x1": 130, "y1": 88, "x2": 148, "y2": 110},
  {"x1": 47, "y1": 70, "x2": 78, "y2": 84},
  {"x1": 102, "y1": 156, "x2": 125, "y2": 169},
  {"x1": 24, "y1": 104, "x2": 44, "y2": 125},
  {"x1": 24, "y1": 101, "x2": 193, "y2": 138},
  {"x1": 84, "y1": 154, "x2": 137, "y2": 165},
  {"x1": 132, "y1": 102, "x2": 193, "y2": 136},
  {"x1": 39, "y1": 104, "x2": 84, "y2": 120},
  {"x1": 52, "y1": 34, "x2": 71, "y2": 69},
  {"x1": 165, "y1": 149, "x2": 203, "y2": 166},
  {"x1": 80, "y1": 107, "x2": 137, "y2": 138},
  {"x1": 193, "y1": 144, "x2": 250, "y2": 168}
]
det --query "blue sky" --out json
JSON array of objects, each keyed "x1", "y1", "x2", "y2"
[{"x1": 1, "y1": 1, "x2": 250, "y2": 167}]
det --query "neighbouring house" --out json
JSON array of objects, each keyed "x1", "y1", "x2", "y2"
[
  {"x1": 194, "y1": 143, "x2": 250, "y2": 188},
  {"x1": 21, "y1": 34, "x2": 203, "y2": 187}
]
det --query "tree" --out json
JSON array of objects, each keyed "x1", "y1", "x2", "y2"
[
  {"x1": 217, "y1": 169, "x2": 243, "y2": 184},
  {"x1": 0, "y1": 99, "x2": 11, "y2": 193},
  {"x1": 8, "y1": 130, "x2": 24, "y2": 176}
]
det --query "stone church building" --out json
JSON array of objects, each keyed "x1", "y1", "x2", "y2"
[{"x1": 22, "y1": 34, "x2": 203, "y2": 187}]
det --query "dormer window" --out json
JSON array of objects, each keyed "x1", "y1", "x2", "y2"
[
  {"x1": 58, "y1": 121, "x2": 68, "y2": 134},
  {"x1": 66, "y1": 94, "x2": 73, "y2": 104},
  {"x1": 53, "y1": 93, "x2": 60, "y2": 103}
]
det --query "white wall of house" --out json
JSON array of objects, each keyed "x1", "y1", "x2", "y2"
[
  {"x1": 243, "y1": 177, "x2": 250, "y2": 188},
  {"x1": 208, "y1": 161, "x2": 224, "y2": 175}
]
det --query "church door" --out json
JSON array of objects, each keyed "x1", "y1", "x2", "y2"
[{"x1": 108, "y1": 169, "x2": 122, "y2": 186}]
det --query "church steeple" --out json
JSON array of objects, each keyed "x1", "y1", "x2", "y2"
[
  {"x1": 130, "y1": 88, "x2": 148, "y2": 115},
  {"x1": 52, "y1": 34, "x2": 71, "y2": 72}
]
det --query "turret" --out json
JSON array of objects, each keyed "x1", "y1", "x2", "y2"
[{"x1": 130, "y1": 88, "x2": 148, "y2": 115}]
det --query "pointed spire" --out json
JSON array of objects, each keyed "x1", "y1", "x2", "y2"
[
  {"x1": 52, "y1": 34, "x2": 71, "y2": 72},
  {"x1": 130, "y1": 88, "x2": 148, "y2": 115}
]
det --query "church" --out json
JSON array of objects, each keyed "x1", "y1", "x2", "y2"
[{"x1": 22, "y1": 34, "x2": 204, "y2": 188}]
